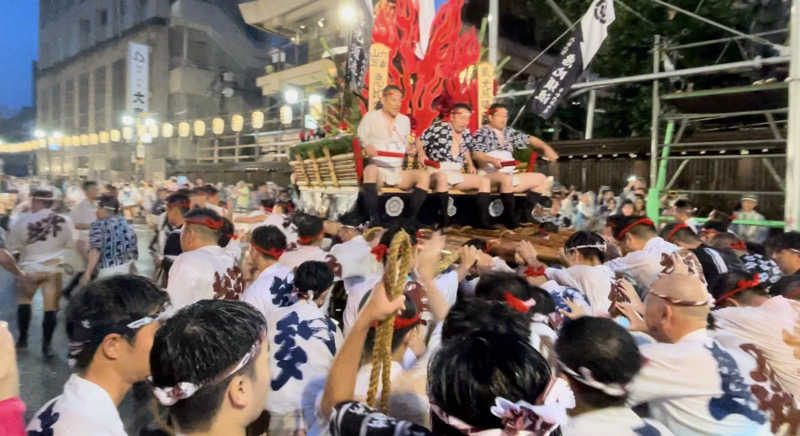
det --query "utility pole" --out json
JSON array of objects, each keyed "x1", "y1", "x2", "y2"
[
  {"x1": 786, "y1": 0, "x2": 799, "y2": 230},
  {"x1": 489, "y1": 0, "x2": 498, "y2": 66}
]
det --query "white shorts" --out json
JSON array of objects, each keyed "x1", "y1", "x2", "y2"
[
  {"x1": 20, "y1": 259, "x2": 62, "y2": 275},
  {"x1": 427, "y1": 162, "x2": 465, "y2": 186},
  {"x1": 478, "y1": 169, "x2": 520, "y2": 187},
  {"x1": 378, "y1": 167, "x2": 402, "y2": 187}
]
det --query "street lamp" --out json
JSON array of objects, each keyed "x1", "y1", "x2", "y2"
[
  {"x1": 340, "y1": 4, "x2": 356, "y2": 23},
  {"x1": 34, "y1": 129, "x2": 46, "y2": 138},
  {"x1": 121, "y1": 115, "x2": 135, "y2": 126},
  {"x1": 284, "y1": 88, "x2": 300, "y2": 104}
]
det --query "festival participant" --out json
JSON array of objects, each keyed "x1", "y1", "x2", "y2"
[
  {"x1": 357, "y1": 85, "x2": 431, "y2": 225},
  {"x1": 279, "y1": 213, "x2": 332, "y2": 270},
  {"x1": 0, "y1": 321, "x2": 24, "y2": 436},
  {"x1": 709, "y1": 271, "x2": 770, "y2": 308},
  {"x1": 119, "y1": 183, "x2": 139, "y2": 222},
  {"x1": 604, "y1": 215, "x2": 692, "y2": 291},
  {"x1": 708, "y1": 232, "x2": 783, "y2": 288},
  {"x1": 27, "y1": 275, "x2": 169, "y2": 435},
  {"x1": 149, "y1": 300, "x2": 270, "y2": 436},
  {"x1": 672, "y1": 199, "x2": 699, "y2": 233},
  {"x1": 152, "y1": 191, "x2": 190, "y2": 287},
  {"x1": 557, "y1": 317, "x2": 673, "y2": 435},
  {"x1": 166, "y1": 208, "x2": 245, "y2": 309},
  {"x1": 78, "y1": 195, "x2": 138, "y2": 286},
  {"x1": 419, "y1": 103, "x2": 493, "y2": 229},
  {"x1": 189, "y1": 187, "x2": 207, "y2": 210},
  {"x1": 660, "y1": 222, "x2": 742, "y2": 285},
  {"x1": 0, "y1": 231, "x2": 25, "y2": 287},
  {"x1": 619, "y1": 199, "x2": 635, "y2": 217},
  {"x1": 236, "y1": 199, "x2": 298, "y2": 244},
  {"x1": 470, "y1": 103, "x2": 557, "y2": 202},
  {"x1": 266, "y1": 261, "x2": 342, "y2": 436},
  {"x1": 731, "y1": 194, "x2": 769, "y2": 244},
  {"x1": 241, "y1": 225, "x2": 295, "y2": 317},
  {"x1": 624, "y1": 273, "x2": 776, "y2": 435},
  {"x1": 6, "y1": 189, "x2": 74, "y2": 356},
  {"x1": 321, "y1": 289, "x2": 571, "y2": 436},
  {"x1": 769, "y1": 231, "x2": 800, "y2": 277},
  {"x1": 70, "y1": 180, "x2": 99, "y2": 264},
  {"x1": 200, "y1": 185, "x2": 226, "y2": 217},
  {"x1": 519, "y1": 232, "x2": 615, "y2": 316}
]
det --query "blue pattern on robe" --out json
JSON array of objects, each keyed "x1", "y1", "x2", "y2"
[
  {"x1": 633, "y1": 422, "x2": 661, "y2": 436},
  {"x1": 270, "y1": 276, "x2": 297, "y2": 308},
  {"x1": 706, "y1": 341, "x2": 766, "y2": 425},
  {"x1": 28, "y1": 401, "x2": 60, "y2": 436},
  {"x1": 271, "y1": 311, "x2": 338, "y2": 390}
]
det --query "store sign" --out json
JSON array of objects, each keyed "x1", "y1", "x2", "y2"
[{"x1": 127, "y1": 42, "x2": 149, "y2": 114}]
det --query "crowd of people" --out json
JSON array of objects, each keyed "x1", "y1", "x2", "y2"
[{"x1": 0, "y1": 87, "x2": 798, "y2": 436}]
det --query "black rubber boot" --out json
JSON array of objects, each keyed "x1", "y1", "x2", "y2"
[
  {"x1": 502, "y1": 193, "x2": 519, "y2": 229},
  {"x1": 406, "y1": 188, "x2": 429, "y2": 222},
  {"x1": 438, "y1": 193, "x2": 451, "y2": 229},
  {"x1": 16, "y1": 304, "x2": 31, "y2": 349},
  {"x1": 42, "y1": 311, "x2": 57, "y2": 359},
  {"x1": 361, "y1": 183, "x2": 380, "y2": 226},
  {"x1": 476, "y1": 193, "x2": 491, "y2": 229}
]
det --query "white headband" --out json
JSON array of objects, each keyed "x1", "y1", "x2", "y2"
[{"x1": 557, "y1": 360, "x2": 627, "y2": 397}]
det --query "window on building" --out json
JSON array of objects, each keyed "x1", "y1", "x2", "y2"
[
  {"x1": 79, "y1": 19, "x2": 91, "y2": 50},
  {"x1": 136, "y1": 0, "x2": 147, "y2": 22},
  {"x1": 96, "y1": 9, "x2": 108, "y2": 41},
  {"x1": 186, "y1": 28, "x2": 210, "y2": 69},
  {"x1": 52, "y1": 84, "x2": 61, "y2": 129},
  {"x1": 79, "y1": 72, "x2": 89, "y2": 130},
  {"x1": 112, "y1": 59, "x2": 126, "y2": 122},
  {"x1": 39, "y1": 88, "x2": 50, "y2": 127},
  {"x1": 95, "y1": 66, "x2": 107, "y2": 130},
  {"x1": 169, "y1": 26, "x2": 184, "y2": 66},
  {"x1": 64, "y1": 79, "x2": 75, "y2": 131}
]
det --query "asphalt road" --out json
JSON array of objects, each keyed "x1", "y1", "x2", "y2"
[{"x1": 1, "y1": 224, "x2": 159, "y2": 434}]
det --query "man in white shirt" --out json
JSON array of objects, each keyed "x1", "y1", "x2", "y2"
[
  {"x1": 358, "y1": 85, "x2": 431, "y2": 225},
  {"x1": 604, "y1": 215, "x2": 702, "y2": 293},
  {"x1": 27, "y1": 275, "x2": 169, "y2": 435},
  {"x1": 279, "y1": 213, "x2": 333, "y2": 271},
  {"x1": 167, "y1": 208, "x2": 245, "y2": 310},
  {"x1": 626, "y1": 274, "x2": 782, "y2": 435},
  {"x1": 70, "y1": 181, "x2": 99, "y2": 265},
  {"x1": 242, "y1": 225, "x2": 296, "y2": 318},
  {"x1": 6, "y1": 189, "x2": 74, "y2": 356}
]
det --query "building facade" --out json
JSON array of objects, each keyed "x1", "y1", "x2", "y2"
[{"x1": 35, "y1": 0, "x2": 270, "y2": 181}]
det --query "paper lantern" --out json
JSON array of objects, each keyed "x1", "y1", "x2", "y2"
[
  {"x1": 88, "y1": 134, "x2": 98, "y2": 145},
  {"x1": 38, "y1": 138, "x2": 47, "y2": 148},
  {"x1": 122, "y1": 127, "x2": 134, "y2": 141},
  {"x1": 193, "y1": 120, "x2": 206, "y2": 136},
  {"x1": 80, "y1": 135, "x2": 89, "y2": 146},
  {"x1": 252, "y1": 111, "x2": 264, "y2": 129},
  {"x1": 231, "y1": 114, "x2": 244, "y2": 132},
  {"x1": 63, "y1": 136, "x2": 73, "y2": 147},
  {"x1": 110, "y1": 130, "x2": 121, "y2": 142},
  {"x1": 71, "y1": 136, "x2": 81, "y2": 146},
  {"x1": 212, "y1": 117, "x2": 224, "y2": 135},
  {"x1": 161, "y1": 123, "x2": 174, "y2": 138},
  {"x1": 136, "y1": 125, "x2": 147, "y2": 138},
  {"x1": 99, "y1": 131, "x2": 109, "y2": 144},
  {"x1": 178, "y1": 122, "x2": 190, "y2": 138},
  {"x1": 280, "y1": 105, "x2": 293, "y2": 125},
  {"x1": 148, "y1": 124, "x2": 159, "y2": 138}
]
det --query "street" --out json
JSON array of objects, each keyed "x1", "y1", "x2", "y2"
[{"x1": 1, "y1": 223, "x2": 158, "y2": 434}]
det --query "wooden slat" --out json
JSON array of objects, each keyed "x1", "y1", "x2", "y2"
[
  {"x1": 295, "y1": 155, "x2": 309, "y2": 185},
  {"x1": 308, "y1": 151, "x2": 323, "y2": 185}
]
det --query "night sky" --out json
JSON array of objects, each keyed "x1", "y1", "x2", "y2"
[{"x1": 0, "y1": 1, "x2": 38, "y2": 116}]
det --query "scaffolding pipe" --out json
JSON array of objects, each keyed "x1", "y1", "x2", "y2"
[
  {"x1": 648, "y1": 120, "x2": 674, "y2": 225},
  {"x1": 670, "y1": 190, "x2": 785, "y2": 196},
  {"x1": 585, "y1": 89, "x2": 597, "y2": 139},
  {"x1": 662, "y1": 139, "x2": 786, "y2": 147},
  {"x1": 662, "y1": 108, "x2": 788, "y2": 121},
  {"x1": 488, "y1": 0, "x2": 499, "y2": 66},
  {"x1": 660, "y1": 216, "x2": 786, "y2": 228},
  {"x1": 497, "y1": 56, "x2": 790, "y2": 98},
  {"x1": 787, "y1": 0, "x2": 800, "y2": 231},
  {"x1": 650, "y1": 35, "x2": 661, "y2": 190},
  {"x1": 664, "y1": 29, "x2": 788, "y2": 51},
  {"x1": 664, "y1": 153, "x2": 786, "y2": 160}
]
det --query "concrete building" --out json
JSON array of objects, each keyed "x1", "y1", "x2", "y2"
[{"x1": 34, "y1": 0, "x2": 270, "y2": 182}]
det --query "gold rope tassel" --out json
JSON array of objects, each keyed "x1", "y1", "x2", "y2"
[{"x1": 365, "y1": 230, "x2": 413, "y2": 412}]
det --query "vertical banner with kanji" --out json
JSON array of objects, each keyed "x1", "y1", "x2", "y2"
[
  {"x1": 530, "y1": 0, "x2": 615, "y2": 119},
  {"x1": 127, "y1": 42, "x2": 149, "y2": 115},
  {"x1": 368, "y1": 43, "x2": 391, "y2": 111},
  {"x1": 477, "y1": 62, "x2": 495, "y2": 126}
]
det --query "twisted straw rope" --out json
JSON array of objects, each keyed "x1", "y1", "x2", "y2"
[{"x1": 365, "y1": 230, "x2": 413, "y2": 412}]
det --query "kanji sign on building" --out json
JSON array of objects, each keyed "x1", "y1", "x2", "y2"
[
  {"x1": 127, "y1": 42, "x2": 149, "y2": 114},
  {"x1": 368, "y1": 43, "x2": 391, "y2": 111}
]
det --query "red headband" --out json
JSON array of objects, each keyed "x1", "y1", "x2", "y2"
[
  {"x1": 185, "y1": 217, "x2": 223, "y2": 230},
  {"x1": 298, "y1": 231, "x2": 323, "y2": 245},
  {"x1": 615, "y1": 218, "x2": 655, "y2": 241},
  {"x1": 251, "y1": 243, "x2": 284, "y2": 260},
  {"x1": 524, "y1": 265, "x2": 546, "y2": 278},
  {"x1": 371, "y1": 244, "x2": 388, "y2": 262},
  {"x1": 665, "y1": 223, "x2": 690, "y2": 243},
  {"x1": 504, "y1": 292, "x2": 537, "y2": 313},
  {"x1": 715, "y1": 273, "x2": 760, "y2": 305},
  {"x1": 730, "y1": 240, "x2": 747, "y2": 251}
]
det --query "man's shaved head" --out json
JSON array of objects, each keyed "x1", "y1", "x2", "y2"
[{"x1": 645, "y1": 274, "x2": 711, "y2": 343}]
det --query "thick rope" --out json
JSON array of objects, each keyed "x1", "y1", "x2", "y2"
[{"x1": 365, "y1": 230, "x2": 413, "y2": 411}]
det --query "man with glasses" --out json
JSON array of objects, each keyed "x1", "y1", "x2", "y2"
[{"x1": 27, "y1": 275, "x2": 169, "y2": 435}]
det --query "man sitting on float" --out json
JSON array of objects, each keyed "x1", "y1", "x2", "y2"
[
  {"x1": 419, "y1": 103, "x2": 493, "y2": 229},
  {"x1": 471, "y1": 103, "x2": 558, "y2": 209},
  {"x1": 357, "y1": 85, "x2": 431, "y2": 226}
]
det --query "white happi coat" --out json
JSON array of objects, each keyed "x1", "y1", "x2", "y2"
[
  {"x1": 604, "y1": 237, "x2": 681, "y2": 290},
  {"x1": 713, "y1": 296, "x2": 800, "y2": 397},
  {"x1": 6, "y1": 208, "x2": 74, "y2": 273},
  {"x1": 279, "y1": 244, "x2": 331, "y2": 271},
  {"x1": 258, "y1": 213, "x2": 298, "y2": 245},
  {"x1": 242, "y1": 262, "x2": 296, "y2": 319},
  {"x1": 564, "y1": 407, "x2": 674, "y2": 436},
  {"x1": 266, "y1": 300, "x2": 343, "y2": 415},
  {"x1": 545, "y1": 264, "x2": 615, "y2": 316},
  {"x1": 627, "y1": 329, "x2": 778, "y2": 436},
  {"x1": 166, "y1": 244, "x2": 245, "y2": 310},
  {"x1": 27, "y1": 374, "x2": 126, "y2": 436},
  {"x1": 70, "y1": 198, "x2": 97, "y2": 242}
]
